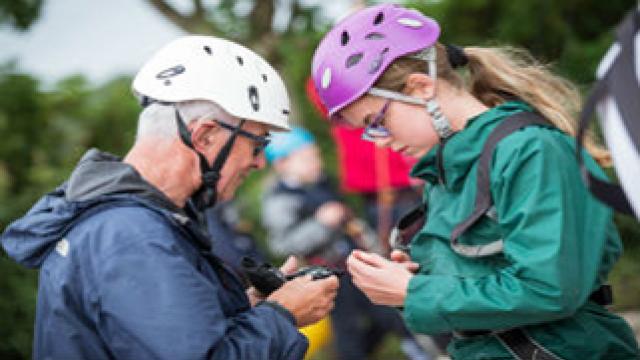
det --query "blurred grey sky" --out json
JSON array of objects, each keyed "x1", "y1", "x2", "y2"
[
  {"x1": 0, "y1": 0, "x2": 186, "y2": 84},
  {"x1": 0, "y1": 0, "x2": 356, "y2": 85}
]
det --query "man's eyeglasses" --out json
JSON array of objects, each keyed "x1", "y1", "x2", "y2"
[
  {"x1": 215, "y1": 120, "x2": 270, "y2": 157},
  {"x1": 173, "y1": 107, "x2": 270, "y2": 158}
]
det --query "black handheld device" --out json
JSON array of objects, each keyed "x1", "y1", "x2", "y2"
[{"x1": 241, "y1": 257, "x2": 343, "y2": 296}]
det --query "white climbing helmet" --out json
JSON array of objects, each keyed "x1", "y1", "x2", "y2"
[{"x1": 132, "y1": 35, "x2": 291, "y2": 130}]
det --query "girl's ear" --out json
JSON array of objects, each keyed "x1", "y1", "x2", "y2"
[{"x1": 404, "y1": 73, "x2": 436, "y2": 99}]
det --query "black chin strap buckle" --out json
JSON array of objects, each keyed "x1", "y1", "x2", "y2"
[{"x1": 201, "y1": 170, "x2": 220, "y2": 187}]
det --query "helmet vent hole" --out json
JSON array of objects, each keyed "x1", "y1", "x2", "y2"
[
  {"x1": 262, "y1": 74, "x2": 268, "y2": 82},
  {"x1": 203, "y1": 46, "x2": 212, "y2": 55},
  {"x1": 321, "y1": 68, "x2": 332, "y2": 89},
  {"x1": 248, "y1": 86, "x2": 259, "y2": 111},
  {"x1": 345, "y1": 53, "x2": 364, "y2": 68},
  {"x1": 236, "y1": 56, "x2": 244, "y2": 65},
  {"x1": 397, "y1": 18, "x2": 423, "y2": 28},
  {"x1": 365, "y1": 32, "x2": 385, "y2": 40},
  {"x1": 156, "y1": 65, "x2": 186, "y2": 79},
  {"x1": 341, "y1": 31, "x2": 349, "y2": 46},
  {"x1": 368, "y1": 48, "x2": 389, "y2": 74},
  {"x1": 373, "y1": 12, "x2": 384, "y2": 25}
]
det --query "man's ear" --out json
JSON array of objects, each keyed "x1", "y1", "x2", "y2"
[
  {"x1": 190, "y1": 121, "x2": 221, "y2": 154},
  {"x1": 404, "y1": 73, "x2": 436, "y2": 99}
]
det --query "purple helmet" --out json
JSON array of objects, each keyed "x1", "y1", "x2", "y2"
[{"x1": 311, "y1": 4, "x2": 440, "y2": 117}]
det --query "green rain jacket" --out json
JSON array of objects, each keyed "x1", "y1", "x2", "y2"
[{"x1": 404, "y1": 101, "x2": 639, "y2": 359}]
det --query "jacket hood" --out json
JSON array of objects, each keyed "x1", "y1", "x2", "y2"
[
  {"x1": 1, "y1": 149, "x2": 180, "y2": 268},
  {"x1": 410, "y1": 101, "x2": 533, "y2": 189}
]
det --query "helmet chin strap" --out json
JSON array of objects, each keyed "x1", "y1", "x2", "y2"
[
  {"x1": 410, "y1": 46, "x2": 454, "y2": 140},
  {"x1": 174, "y1": 108, "x2": 243, "y2": 211},
  {"x1": 426, "y1": 99, "x2": 454, "y2": 140}
]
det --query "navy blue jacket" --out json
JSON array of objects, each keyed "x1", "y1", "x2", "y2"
[{"x1": 1, "y1": 149, "x2": 308, "y2": 360}]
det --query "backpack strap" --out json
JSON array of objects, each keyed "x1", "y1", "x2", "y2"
[
  {"x1": 495, "y1": 328, "x2": 564, "y2": 360},
  {"x1": 450, "y1": 112, "x2": 550, "y2": 257}
]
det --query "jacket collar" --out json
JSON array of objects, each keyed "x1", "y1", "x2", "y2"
[{"x1": 410, "y1": 101, "x2": 534, "y2": 190}]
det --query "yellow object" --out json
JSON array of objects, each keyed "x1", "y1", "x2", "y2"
[{"x1": 299, "y1": 316, "x2": 332, "y2": 359}]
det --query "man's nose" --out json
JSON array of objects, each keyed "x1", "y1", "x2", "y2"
[{"x1": 253, "y1": 153, "x2": 267, "y2": 169}]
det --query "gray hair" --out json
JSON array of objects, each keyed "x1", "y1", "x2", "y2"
[{"x1": 136, "y1": 100, "x2": 240, "y2": 140}]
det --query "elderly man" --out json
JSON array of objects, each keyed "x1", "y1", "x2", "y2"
[{"x1": 1, "y1": 36, "x2": 338, "y2": 359}]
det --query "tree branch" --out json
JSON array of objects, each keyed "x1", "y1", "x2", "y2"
[
  {"x1": 145, "y1": 0, "x2": 218, "y2": 35},
  {"x1": 246, "y1": 0, "x2": 277, "y2": 61},
  {"x1": 192, "y1": 0, "x2": 206, "y2": 23},
  {"x1": 145, "y1": 0, "x2": 189, "y2": 30}
]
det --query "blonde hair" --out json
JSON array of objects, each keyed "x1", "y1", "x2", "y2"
[{"x1": 373, "y1": 43, "x2": 610, "y2": 166}]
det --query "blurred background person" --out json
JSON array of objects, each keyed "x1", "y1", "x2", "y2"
[
  {"x1": 306, "y1": 78, "x2": 423, "y2": 254},
  {"x1": 262, "y1": 127, "x2": 432, "y2": 360}
]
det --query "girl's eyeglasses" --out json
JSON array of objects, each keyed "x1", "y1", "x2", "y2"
[
  {"x1": 332, "y1": 87, "x2": 428, "y2": 143},
  {"x1": 361, "y1": 100, "x2": 392, "y2": 142}
]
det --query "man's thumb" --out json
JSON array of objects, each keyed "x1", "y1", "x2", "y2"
[{"x1": 279, "y1": 256, "x2": 299, "y2": 275}]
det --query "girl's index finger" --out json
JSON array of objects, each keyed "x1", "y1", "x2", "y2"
[{"x1": 352, "y1": 250, "x2": 387, "y2": 268}]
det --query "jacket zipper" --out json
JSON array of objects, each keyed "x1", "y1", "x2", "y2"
[{"x1": 436, "y1": 138, "x2": 448, "y2": 186}]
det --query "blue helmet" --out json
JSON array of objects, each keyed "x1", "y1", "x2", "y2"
[{"x1": 265, "y1": 127, "x2": 316, "y2": 163}]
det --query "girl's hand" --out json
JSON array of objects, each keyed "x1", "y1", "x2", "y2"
[
  {"x1": 346, "y1": 250, "x2": 414, "y2": 306},
  {"x1": 389, "y1": 249, "x2": 420, "y2": 273}
]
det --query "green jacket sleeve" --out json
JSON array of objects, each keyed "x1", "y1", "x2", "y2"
[{"x1": 403, "y1": 127, "x2": 620, "y2": 334}]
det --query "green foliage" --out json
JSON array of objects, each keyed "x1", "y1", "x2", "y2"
[
  {"x1": 0, "y1": 0, "x2": 43, "y2": 30},
  {"x1": 0, "y1": 69, "x2": 139, "y2": 358},
  {"x1": 0, "y1": 254, "x2": 37, "y2": 359},
  {"x1": 406, "y1": 0, "x2": 635, "y2": 82},
  {"x1": 611, "y1": 214, "x2": 640, "y2": 310}
]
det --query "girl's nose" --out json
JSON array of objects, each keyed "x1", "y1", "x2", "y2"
[{"x1": 374, "y1": 136, "x2": 393, "y2": 148}]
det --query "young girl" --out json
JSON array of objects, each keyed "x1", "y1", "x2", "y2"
[{"x1": 311, "y1": 4, "x2": 639, "y2": 359}]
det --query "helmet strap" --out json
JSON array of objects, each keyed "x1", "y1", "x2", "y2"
[
  {"x1": 174, "y1": 107, "x2": 243, "y2": 211},
  {"x1": 409, "y1": 46, "x2": 437, "y2": 82},
  {"x1": 426, "y1": 99, "x2": 454, "y2": 139},
  {"x1": 409, "y1": 47, "x2": 453, "y2": 140}
]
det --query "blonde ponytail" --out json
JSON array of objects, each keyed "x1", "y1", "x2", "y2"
[{"x1": 464, "y1": 46, "x2": 610, "y2": 166}]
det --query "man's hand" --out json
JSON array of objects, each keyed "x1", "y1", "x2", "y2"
[
  {"x1": 247, "y1": 256, "x2": 299, "y2": 306},
  {"x1": 347, "y1": 250, "x2": 414, "y2": 306},
  {"x1": 266, "y1": 274, "x2": 339, "y2": 327}
]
